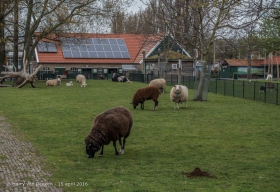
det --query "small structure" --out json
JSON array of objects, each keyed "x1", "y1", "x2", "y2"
[
  {"x1": 143, "y1": 51, "x2": 195, "y2": 82},
  {"x1": 220, "y1": 57, "x2": 280, "y2": 79}
]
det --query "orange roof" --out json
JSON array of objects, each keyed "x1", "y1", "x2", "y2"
[
  {"x1": 36, "y1": 33, "x2": 161, "y2": 65},
  {"x1": 263, "y1": 56, "x2": 280, "y2": 65},
  {"x1": 225, "y1": 59, "x2": 267, "y2": 67}
]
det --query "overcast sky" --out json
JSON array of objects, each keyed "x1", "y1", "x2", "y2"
[{"x1": 127, "y1": 1, "x2": 146, "y2": 13}]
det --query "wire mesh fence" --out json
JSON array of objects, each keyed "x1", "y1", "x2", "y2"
[
  {"x1": 208, "y1": 79, "x2": 279, "y2": 105},
  {"x1": 134, "y1": 73, "x2": 279, "y2": 105},
  {"x1": 38, "y1": 71, "x2": 279, "y2": 105}
]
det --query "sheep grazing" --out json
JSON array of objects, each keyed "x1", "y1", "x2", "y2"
[
  {"x1": 266, "y1": 74, "x2": 273, "y2": 81},
  {"x1": 267, "y1": 82, "x2": 278, "y2": 92},
  {"x1": 84, "y1": 106, "x2": 133, "y2": 158},
  {"x1": 76, "y1": 74, "x2": 87, "y2": 87},
  {"x1": 170, "y1": 85, "x2": 189, "y2": 109},
  {"x1": 131, "y1": 85, "x2": 161, "y2": 110},
  {"x1": 46, "y1": 77, "x2": 61, "y2": 86},
  {"x1": 149, "y1": 78, "x2": 166, "y2": 94},
  {"x1": 66, "y1": 81, "x2": 73, "y2": 86}
]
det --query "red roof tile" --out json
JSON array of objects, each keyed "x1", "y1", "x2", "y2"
[
  {"x1": 226, "y1": 59, "x2": 267, "y2": 67},
  {"x1": 225, "y1": 56, "x2": 280, "y2": 67},
  {"x1": 36, "y1": 33, "x2": 163, "y2": 65},
  {"x1": 263, "y1": 56, "x2": 280, "y2": 65}
]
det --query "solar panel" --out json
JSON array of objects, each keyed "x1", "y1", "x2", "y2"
[
  {"x1": 38, "y1": 42, "x2": 57, "y2": 52},
  {"x1": 109, "y1": 39, "x2": 117, "y2": 44},
  {"x1": 80, "y1": 51, "x2": 89, "y2": 58},
  {"x1": 89, "y1": 51, "x2": 98, "y2": 58},
  {"x1": 106, "y1": 52, "x2": 114, "y2": 58},
  {"x1": 61, "y1": 38, "x2": 130, "y2": 59}
]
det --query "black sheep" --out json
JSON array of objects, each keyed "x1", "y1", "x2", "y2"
[
  {"x1": 112, "y1": 73, "x2": 120, "y2": 82},
  {"x1": 131, "y1": 85, "x2": 161, "y2": 110},
  {"x1": 84, "y1": 106, "x2": 133, "y2": 158}
]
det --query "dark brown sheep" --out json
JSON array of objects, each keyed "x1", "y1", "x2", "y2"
[
  {"x1": 84, "y1": 106, "x2": 133, "y2": 158},
  {"x1": 267, "y1": 82, "x2": 278, "y2": 92},
  {"x1": 131, "y1": 85, "x2": 161, "y2": 110}
]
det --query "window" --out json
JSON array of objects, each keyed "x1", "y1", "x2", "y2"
[
  {"x1": 43, "y1": 67, "x2": 50, "y2": 71},
  {"x1": 7, "y1": 57, "x2": 22, "y2": 70},
  {"x1": 71, "y1": 67, "x2": 77, "y2": 73},
  {"x1": 172, "y1": 64, "x2": 178, "y2": 69}
]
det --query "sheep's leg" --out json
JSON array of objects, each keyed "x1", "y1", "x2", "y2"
[
  {"x1": 154, "y1": 100, "x2": 158, "y2": 110},
  {"x1": 98, "y1": 145, "x2": 104, "y2": 157},
  {"x1": 141, "y1": 102, "x2": 144, "y2": 110},
  {"x1": 119, "y1": 138, "x2": 123, "y2": 153},
  {"x1": 185, "y1": 101, "x2": 188, "y2": 108},
  {"x1": 121, "y1": 137, "x2": 127, "y2": 155},
  {"x1": 113, "y1": 141, "x2": 119, "y2": 156}
]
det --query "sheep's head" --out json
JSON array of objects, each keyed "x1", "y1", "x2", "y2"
[
  {"x1": 130, "y1": 101, "x2": 138, "y2": 109},
  {"x1": 85, "y1": 137, "x2": 101, "y2": 158},
  {"x1": 173, "y1": 85, "x2": 181, "y2": 94}
]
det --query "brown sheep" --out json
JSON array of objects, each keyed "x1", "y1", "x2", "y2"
[
  {"x1": 267, "y1": 82, "x2": 278, "y2": 92},
  {"x1": 84, "y1": 106, "x2": 133, "y2": 158},
  {"x1": 131, "y1": 85, "x2": 161, "y2": 110}
]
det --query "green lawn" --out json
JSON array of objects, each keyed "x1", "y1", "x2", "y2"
[{"x1": 1, "y1": 80, "x2": 280, "y2": 192}]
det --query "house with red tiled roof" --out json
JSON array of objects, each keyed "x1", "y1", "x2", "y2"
[
  {"x1": 220, "y1": 56, "x2": 280, "y2": 78},
  {"x1": 33, "y1": 33, "x2": 192, "y2": 79}
]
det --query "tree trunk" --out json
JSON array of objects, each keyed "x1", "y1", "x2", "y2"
[
  {"x1": 194, "y1": 61, "x2": 206, "y2": 101},
  {"x1": 13, "y1": 0, "x2": 19, "y2": 71},
  {"x1": 1, "y1": 65, "x2": 42, "y2": 88},
  {"x1": 276, "y1": 52, "x2": 279, "y2": 80},
  {"x1": 13, "y1": 0, "x2": 19, "y2": 85},
  {"x1": 247, "y1": 53, "x2": 252, "y2": 79},
  {"x1": 0, "y1": 1, "x2": 5, "y2": 75},
  {"x1": 268, "y1": 52, "x2": 272, "y2": 75}
]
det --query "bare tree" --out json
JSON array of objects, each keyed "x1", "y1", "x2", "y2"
[
  {"x1": 0, "y1": 1, "x2": 16, "y2": 74},
  {"x1": 142, "y1": 0, "x2": 276, "y2": 100},
  {"x1": 1, "y1": 0, "x2": 131, "y2": 88}
]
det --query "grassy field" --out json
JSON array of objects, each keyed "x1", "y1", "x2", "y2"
[{"x1": 1, "y1": 80, "x2": 280, "y2": 192}]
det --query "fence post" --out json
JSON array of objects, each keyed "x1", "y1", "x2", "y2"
[
  {"x1": 243, "y1": 81, "x2": 245, "y2": 98},
  {"x1": 216, "y1": 78, "x2": 218, "y2": 94},
  {"x1": 264, "y1": 82, "x2": 266, "y2": 102},
  {"x1": 276, "y1": 83, "x2": 279, "y2": 105},
  {"x1": 253, "y1": 81, "x2": 256, "y2": 101},
  {"x1": 233, "y1": 80, "x2": 235, "y2": 97},
  {"x1": 224, "y1": 79, "x2": 226, "y2": 95}
]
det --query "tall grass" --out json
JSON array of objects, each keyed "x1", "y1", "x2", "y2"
[{"x1": 1, "y1": 80, "x2": 280, "y2": 192}]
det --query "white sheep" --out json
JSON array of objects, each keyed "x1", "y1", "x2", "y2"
[
  {"x1": 170, "y1": 85, "x2": 188, "y2": 109},
  {"x1": 46, "y1": 78, "x2": 61, "y2": 86},
  {"x1": 266, "y1": 74, "x2": 272, "y2": 81},
  {"x1": 76, "y1": 74, "x2": 87, "y2": 87},
  {"x1": 149, "y1": 78, "x2": 166, "y2": 94},
  {"x1": 66, "y1": 81, "x2": 73, "y2": 86}
]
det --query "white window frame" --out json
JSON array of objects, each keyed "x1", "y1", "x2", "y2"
[{"x1": 172, "y1": 64, "x2": 178, "y2": 69}]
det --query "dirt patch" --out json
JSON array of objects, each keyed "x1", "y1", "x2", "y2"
[{"x1": 182, "y1": 167, "x2": 216, "y2": 178}]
